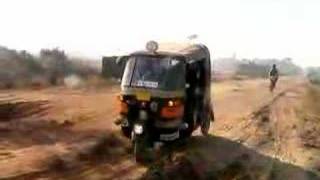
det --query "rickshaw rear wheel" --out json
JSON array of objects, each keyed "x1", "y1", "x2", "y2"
[
  {"x1": 180, "y1": 111, "x2": 196, "y2": 138},
  {"x1": 201, "y1": 116, "x2": 211, "y2": 136},
  {"x1": 180, "y1": 128, "x2": 193, "y2": 139}
]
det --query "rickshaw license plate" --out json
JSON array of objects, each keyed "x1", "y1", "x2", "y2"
[
  {"x1": 136, "y1": 91, "x2": 151, "y2": 101},
  {"x1": 160, "y1": 131, "x2": 180, "y2": 141}
]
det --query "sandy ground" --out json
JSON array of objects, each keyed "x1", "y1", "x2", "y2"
[{"x1": 0, "y1": 77, "x2": 319, "y2": 180}]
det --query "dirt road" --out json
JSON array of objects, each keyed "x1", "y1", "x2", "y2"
[{"x1": 0, "y1": 77, "x2": 319, "y2": 179}]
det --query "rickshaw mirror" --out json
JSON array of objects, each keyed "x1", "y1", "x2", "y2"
[
  {"x1": 116, "y1": 56, "x2": 128, "y2": 65},
  {"x1": 116, "y1": 56, "x2": 122, "y2": 65}
]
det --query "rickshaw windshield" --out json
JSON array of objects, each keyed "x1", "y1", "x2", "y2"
[{"x1": 121, "y1": 56, "x2": 185, "y2": 91}]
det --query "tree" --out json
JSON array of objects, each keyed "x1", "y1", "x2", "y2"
[{"x1": 40, "y1": 48, "x2": 68, "y2": 85}]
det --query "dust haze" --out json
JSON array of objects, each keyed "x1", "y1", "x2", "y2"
[{"x1": 1, "y1": 3, "x2": 320, "y2": 179}]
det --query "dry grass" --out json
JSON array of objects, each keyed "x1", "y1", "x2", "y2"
[
  {"x1": 45, "y1": 132, "x2": 129, "y2": 174},
  {"x1": 304, "y1": 85, "x2": 320, "y2": 114},
  {"x1": 298, "y1": 85, "x2": 320, "y2": 149},
  {"x1": 76, "y1": 132, "x2": 129, "y2": 162}
]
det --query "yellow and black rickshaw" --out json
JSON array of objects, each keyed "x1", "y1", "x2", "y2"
[{"x1": 115, "y1": 41, "x2": 214, "y2": 161}]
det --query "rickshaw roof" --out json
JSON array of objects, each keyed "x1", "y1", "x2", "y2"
[{"x1": 130, "y1": 43, "x2": 210, "y2": 62}]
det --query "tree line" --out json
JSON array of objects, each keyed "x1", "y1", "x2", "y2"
[{"x1": 0, "y1": 46, "x2": 98, "y2": 88}]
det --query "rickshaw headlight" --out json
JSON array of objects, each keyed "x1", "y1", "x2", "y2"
[{"x1": 134, "y1": 124, "x2": 143, "y2": 134}]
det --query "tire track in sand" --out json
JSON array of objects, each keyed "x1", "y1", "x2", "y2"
[{"x1": 230, "y1": 82, "x2": 316, "y2": 179}]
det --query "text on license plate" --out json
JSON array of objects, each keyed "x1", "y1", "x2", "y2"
[{"x1": 160, "y1": 131, "x2": 179, "y2": 141}]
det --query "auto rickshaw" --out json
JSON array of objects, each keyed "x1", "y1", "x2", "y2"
[{"x1": 115, "y1": 41, "x2": 214, "y2": 161}]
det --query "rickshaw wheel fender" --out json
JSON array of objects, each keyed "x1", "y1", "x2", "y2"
[{"x1": 121, "y1": 127, "x2": 132, "y2": 138}]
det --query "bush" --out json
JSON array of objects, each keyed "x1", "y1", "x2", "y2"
[
  {"x1": 235, "y1": 58, "x2": 302, "y2": 78},
  {"x1": 0, "y1": 46, "x2": 99, "y2": 89},
  {"x1": 307, "y1": 67, "x2": 320, "y2": 85},
  {"x1": 236, "y1": 62, "x2": 269, "y2": 78}
]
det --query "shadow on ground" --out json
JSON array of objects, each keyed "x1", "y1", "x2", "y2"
[
  {"x1": 3, "y1": 130, "x2": 319, "y2": 180},
  {"x1": 143, "y1": 135, "x2": 319, "y2": 180},
  {"x1": 1, "y1": 100, "x2": 319, "y2": 179},
  {"x1": 0, "y1": 100, "x2": 116, "y2": 149},
  {"x1": 0, "y1": 100, "x2": 51, "y2": 121},
  {"x1": 2, "y1": 131, "x2": 132, "y2": 180},
  {"x1": 0, "y1": 100, "x2": 134, "y2": 180}
]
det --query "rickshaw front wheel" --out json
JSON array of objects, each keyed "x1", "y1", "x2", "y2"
[{"x1": 134, "y1": 134, "x2": 153, "y2": 163}]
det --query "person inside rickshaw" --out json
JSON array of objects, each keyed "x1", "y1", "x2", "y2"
[
  {"x1": 195, "y1": 61, "x2": 206, "y2": 121},
  {"x1": 129, "y1": 56, "x2": 185, "y2": 90},
  {"x1": 136, "y1": 59, "x2": 163, "y2": 81},
  {"x1": 186, "y1": 61, "x2": 206, "y2": 126}
]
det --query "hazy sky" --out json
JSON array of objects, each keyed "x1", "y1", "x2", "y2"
[{"x1": 0, "y1": 0, "x2": 319, "y2": 67}]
